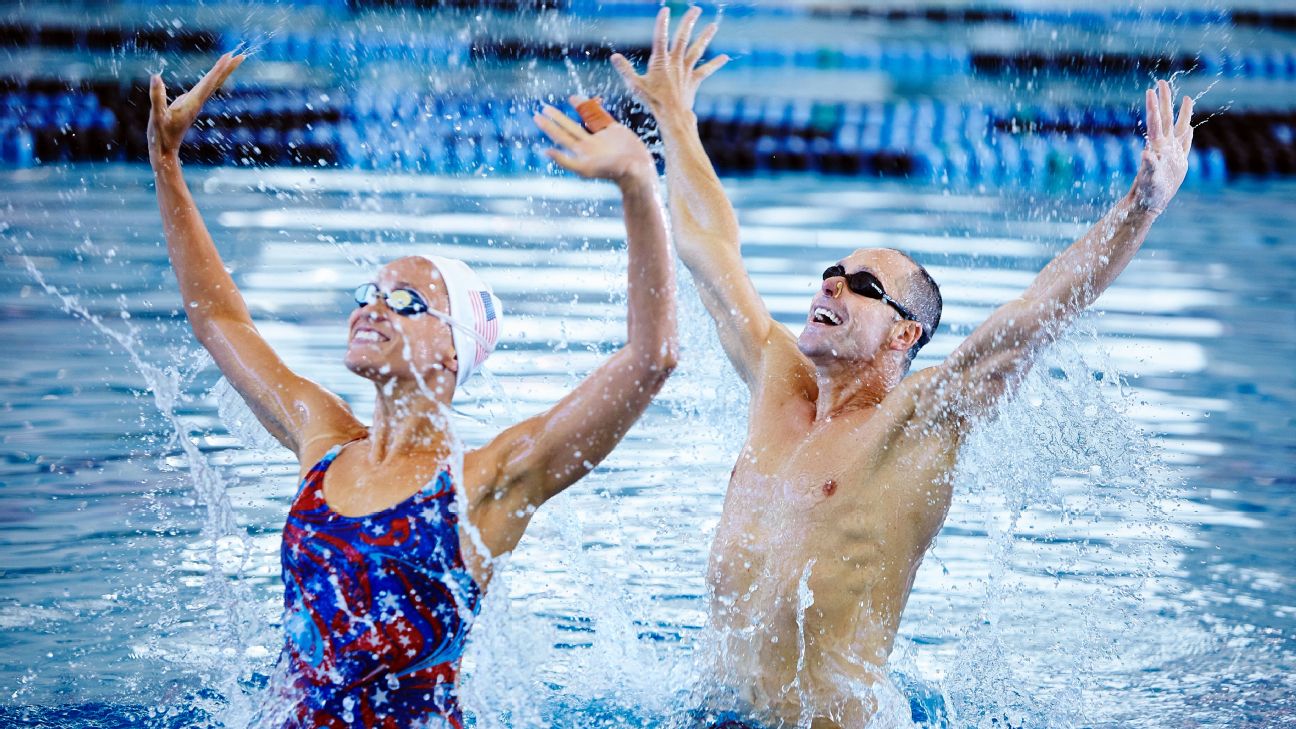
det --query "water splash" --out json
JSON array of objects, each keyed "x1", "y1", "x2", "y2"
[
  {"x1": 457, "y1": 184, "x2": 698, "y2": 729},
  {"x1": 562, "y1": 56, "x2": 589, "y2": 100},
  {"x1": 793, "y1": 559, "x2": 816, "y2": 729},
  {"x1": 19, "y1": 251, "x2": 266, "y2": 724},
  {"x1": 212, "y1": 376, "x2": 281, "y2": 453},
  {"x1": 937, "y1": 324, "x2": 1175, "y2": 728}
]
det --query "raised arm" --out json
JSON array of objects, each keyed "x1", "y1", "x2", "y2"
[
  {"x1": 149, "y1": 53, "x2": 360, "y2": 459},
  {"x1": 612, "y1": 9, "x2": 788, "y2": 387},
  {"x1": 930, "y1": 80, "x2": 1194, "y2": 418},
  {"x1": 469, "y1": 99, "x2": 676, "y2": 543}
]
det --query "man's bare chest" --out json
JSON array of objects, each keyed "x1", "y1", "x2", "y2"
[
  {"x1": 735, "y1": 411, "x2": 897, "y2": 498},
  {"x1": 712, "y1": 427, "x2": 887, "y2": 567},
  {"x1": 710, "y1": 417, "x2": 956, "y2": 592}
]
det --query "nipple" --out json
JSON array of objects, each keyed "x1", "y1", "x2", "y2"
[{"x1": 822, "y1": 479, "x2": 837, "y2": 497}]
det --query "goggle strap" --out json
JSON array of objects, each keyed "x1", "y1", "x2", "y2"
[{"x1": 421, "y1": 307, "x2": 495, "y2": 349}]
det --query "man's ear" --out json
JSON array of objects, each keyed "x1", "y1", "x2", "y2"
[{"x1": 889, "y1": 320, "x2": 923, "y2": 353}]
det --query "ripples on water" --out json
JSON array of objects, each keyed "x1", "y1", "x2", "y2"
[{"x1": 1, "y1": 165, "x2": 1294, "y2": 728}]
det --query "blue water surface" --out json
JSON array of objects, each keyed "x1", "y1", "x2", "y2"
[{"x1": 2, "y1": 165, "x2": 1293, "y2": 728}]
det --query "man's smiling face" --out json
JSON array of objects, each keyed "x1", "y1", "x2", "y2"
[{"x1": 797, "y1": 248, "x2": 924, "y2": 365}]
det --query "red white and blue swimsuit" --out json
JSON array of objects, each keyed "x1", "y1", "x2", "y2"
[{"x1": 278, "y1": 442, "x2": 481, "y2": 728}]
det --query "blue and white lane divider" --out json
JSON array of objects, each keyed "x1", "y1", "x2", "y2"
[
  {"x1": 104, "y1": 0, "x2": 1289, "y2": 32},
  {"x1": 233, "y1": 28, "x2": 1296, "y2": 82},
  {"x1": 3, "y1": 18, "x2": 1294, "y2": 82},
  {"x1": 0, "y1": 85, "x2": 1278, "y2": 188}
]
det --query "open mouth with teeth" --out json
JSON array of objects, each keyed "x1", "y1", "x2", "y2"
[
  {"x1": 812, "y1": 306, "x2": 842, "y2": 326},
  {"x1": 352, "y1": 328, "x2": 390, "y2": 343}
]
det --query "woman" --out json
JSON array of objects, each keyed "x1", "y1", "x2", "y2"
[{"x1": 148, "y1": 52, "x2": 677, "y2": 728}]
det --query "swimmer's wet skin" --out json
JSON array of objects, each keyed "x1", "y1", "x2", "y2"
[
  {"x1": 148, "y1": 56, "x2": 677, "y2": 727},
  {"x1": 615, "y1": 8, "x2": 1194, "y2": 728}
]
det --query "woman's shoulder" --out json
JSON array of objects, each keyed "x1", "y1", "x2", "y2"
[{"x1": 296, "y1": 428, "x2": 369, "y2": 476}]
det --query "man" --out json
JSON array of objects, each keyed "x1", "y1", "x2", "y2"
[{"x1": 612, "y1": 9, "x2": 1194, "y2": 728}]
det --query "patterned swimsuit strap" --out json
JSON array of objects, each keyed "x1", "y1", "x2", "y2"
[
  {"x1": 297, "y1": 438, "x2": 459, "y2": 501},
  {"x1": 293, "y1": 440, "x2": 355, "y2": 498}
]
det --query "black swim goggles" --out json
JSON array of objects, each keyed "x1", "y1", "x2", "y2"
[
  {"x1": 353, "y1": 283, "x2": 429, "y2": 317},
  {"x1": 821, "y1": 264, "x2": 922, "y2": 332}
]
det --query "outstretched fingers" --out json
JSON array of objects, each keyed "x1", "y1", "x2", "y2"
[
  {"x1": 533, "y1": 114, "x2": 578, "y2": 151},
  {"x1": 672, "y1": 6, "x2": 702, "y2": 62},
  {"x1": 534, "y1": 105, "x2": 591, "y2": 154},
  {"x1": 694, "y1": 53, "x2": 730, "y2": 82},
  {"x1": 1145, "y1": 87, "x2": 1161, "y2": 141},
  {"x1": 545, "y1": 148, "x2": 583, "y2": 174},
  {"x1": 610, "y1": 53, "x2": 642, "y2": 91},
  {"x1": 684, "y1": 23, "x2": 719, "y2": 71},
  {"x1": 148, "y1": 73, "x2": 168, "y2": 117},
  {"x1": 1157, "y1": 79, "x2": 1174, "y2": 139},
  {"x1": 544, "y1": 104, "x2": 588, "y2": 140},
  {"x1": 651, "y1": 7, "x2": 670, "y2": 66},
  {"x1": 1175, "y1": 94, "x2": 1194, "y2": 147},
  {"x1": 220, "y1": 52, "x2": 246, "y2": 84},
  {"x1": 187, "y1": 52, "x2": 244, "y2": 111}
]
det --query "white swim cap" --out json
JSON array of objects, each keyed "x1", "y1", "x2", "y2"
[{"x1": 419, "y1": 255, "x2": 503, "y2": 388}]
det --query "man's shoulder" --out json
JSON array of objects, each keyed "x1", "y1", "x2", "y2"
[
  {"x1": 899, "y1": 363, "x2": 940, "y2": 385},
  {"x1": 883, "y1": 364, "x2": 945, "y2": 411},
  {"x1": 881, "y1": 364, "x2": 968, "y2": 440}
]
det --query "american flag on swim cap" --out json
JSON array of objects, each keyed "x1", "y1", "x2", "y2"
[
  {"x1": 420, "y1": 253, "x2": 501, "y2": 389},
  {"x1": 469, "y1": 290, "x2": 499, "y2": 368}
]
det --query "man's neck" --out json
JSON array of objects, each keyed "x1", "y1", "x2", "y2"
[{"x1": 812, "y1": 355, "x2": 904, "y2": 422}]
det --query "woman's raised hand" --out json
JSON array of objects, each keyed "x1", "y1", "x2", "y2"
[
  {"x1": 610, "y1": 7, "x2": 728, "y2": 115},
  {"x1": 533, "y1": 97, "x2": 654, "y2": 184},
  {"x1": 147, "y1": 51, "x2": 245, "y2": 164},
  {"x1": 1131, "y1": 79, "x2": 1194, "y2": 214}
]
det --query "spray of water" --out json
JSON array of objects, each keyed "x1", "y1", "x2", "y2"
[
  {"x1": 20, "y1": 251, "x2": 266, "y2": 724},
  {"x1": 937, "y1": 324, "x2": 1175, "y2": 728}
]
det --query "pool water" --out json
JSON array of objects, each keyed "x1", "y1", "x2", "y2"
[{"x1": 1, "y1": 164, "x2": 1294, "y2": 728}]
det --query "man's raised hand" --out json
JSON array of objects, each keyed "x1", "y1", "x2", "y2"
[
  {"x1": 610, "y1": 7, "x2": 729, "y2": 115},
  {"x1": 533, "y1": 97, "x2": 654, "y2": 183},
  {"x1": 148, "y1": 51, "x2": 245, "y2": 164},
  {"x1": 1132, "y1": 78, "x2": 1194, "y2": 215}
]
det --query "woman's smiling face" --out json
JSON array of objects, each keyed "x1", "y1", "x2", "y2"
[{"x1": 344, "y1": 256, "x2": 458, "y2": 391}]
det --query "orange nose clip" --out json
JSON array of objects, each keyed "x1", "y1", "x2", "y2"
[
  {"x1": 834, "y1": 280, "x2": 844, "y2": 298},
  {"x1": 576, "y1": 97, "x2": 615, "y2": 133}
]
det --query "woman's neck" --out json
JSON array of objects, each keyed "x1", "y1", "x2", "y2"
[{"x1": 365, "y1": 372, "x2": 456, "y2": 463}]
